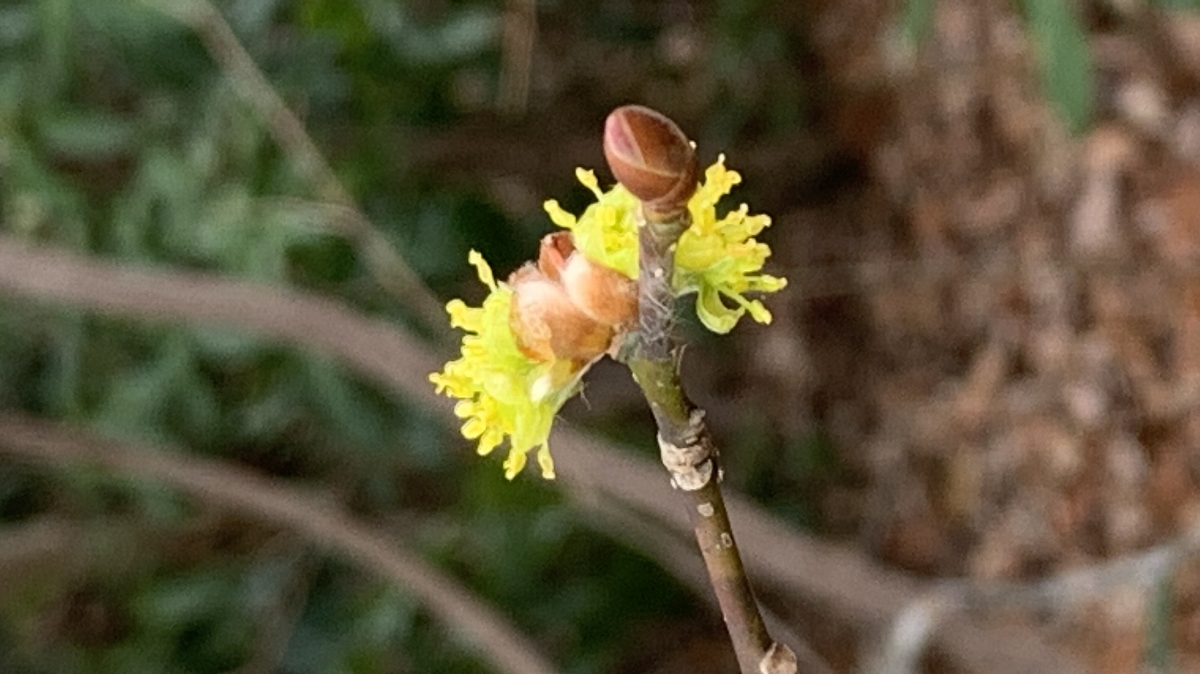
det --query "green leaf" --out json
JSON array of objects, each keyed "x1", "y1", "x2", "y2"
[
  {"x1": 1156, "y1": 0, "x2": 1200, "y2": 11},
  {"x1": 303, "y1": 356, "x2": 388, "y2": 449},
  {"x1": 1143, "y1": 574, "x2": 1175, "y2": 670},
  {"x1": 0, "y1": 6, "x2": 35, "y2": 48},
  {"x1": 1022, "y1": 0, "x2": 1095, "y2": 134},
  {"x1": 902, "y1": 0, "x2": 937, "y2": 44}
]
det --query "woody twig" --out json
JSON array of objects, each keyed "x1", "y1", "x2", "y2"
[{"x1": 604, "y1": 105, "x2": 798, "y2": 674}]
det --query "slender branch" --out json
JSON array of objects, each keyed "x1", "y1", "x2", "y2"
[
  {"x1": 0, "y1": 233, "x2": 1088, "y2": 674},
  {"x1": 0, "y1": 413, "x2": 560, "y2": 674},
  {"x1": 626, "y1": 204, "x2": 796, "y2": 674},
  {"x1": 604, "y1": 104, "x2": 795, "y2": 674},
  {"x1": 136, "y1": 0, "x2": 447, "y2": 332},
  {"x1": 0, "y1": 234, "x2": 446, "y2": 409},
  {"x1": 0, "y1": 515, "x2": 198, "y2": 589},
  {"x1": 575, "y1": 494, "x2": 836, "y2": 674}
]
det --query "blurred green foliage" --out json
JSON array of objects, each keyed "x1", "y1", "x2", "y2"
[
  {"x1": 0, "y1": 0, "x2": 851, "y2": 670},
  {"x1": 0, "y1": 0, "x2": 724, "y2": 672},
  {"x1": 1020, "y1": 0, "x2": 1095, "y2": 135}
]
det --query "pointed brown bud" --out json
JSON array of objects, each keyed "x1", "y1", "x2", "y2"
[{"x1": 603, "y1": 105, "x2": 699, "y2": 212}]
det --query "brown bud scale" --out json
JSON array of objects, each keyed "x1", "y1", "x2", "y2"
[
  {"x1": 603, "y1": 105, "x2": 699, "y2": 212},
  {"x1": 508, "y1": 233, "x2": 638, "y2": 363}
]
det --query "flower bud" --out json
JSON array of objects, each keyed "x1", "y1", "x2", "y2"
[
  {"x1": 538, "y1": 232, "x2": 638, "y2": 328},
  {"x1": 603, "y1": 105, "x2": 699, "y2": 211},
  {"x1": 560, "y1": 251, "x2": 638, "y2": 327},
  {"x1": 508, "y1": 262, "x2": 614, "y2": 363},
  {"x1": 509, "y1": 232, "x2": 639, "y2": 363}
]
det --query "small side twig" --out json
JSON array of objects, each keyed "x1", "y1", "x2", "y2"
[{"x1": 627, "y1": 207, "x2": 795, "y2": 674}]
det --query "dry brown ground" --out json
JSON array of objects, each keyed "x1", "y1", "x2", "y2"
[{"x1": 744, "y1": 0, "x2": 1200, "y2": 670}]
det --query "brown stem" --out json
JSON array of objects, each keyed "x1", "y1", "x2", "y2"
[{"x1": 625, "y1": 205, "x2": 797, "y2": 674}]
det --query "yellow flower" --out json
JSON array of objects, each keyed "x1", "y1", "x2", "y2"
[
  {"x1": 544, "y1": 155, "x2": 786, "y2": 333},
  {"x1": 433, "y1": 155, "x2": 785, "y2": 480},
  {"x1": 544, "y1": 169, "x2": 640, "y2": 279},
  {"x1": 429, "y1": 251, "x2": 585, "y2": 480}
]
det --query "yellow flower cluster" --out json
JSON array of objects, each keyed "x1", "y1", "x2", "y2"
[
  {"x1": 431, "y1": 157, "x2": 785, "y2": 479},
  {"x1": 545, "y1": 155, "x2": 786, "y2": 332},
  {"x1": 429, "y1": 251, "x2": 584, "y2": 480}
]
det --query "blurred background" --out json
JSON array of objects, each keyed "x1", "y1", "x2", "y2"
[{"x1": 3, "y1": 0, "x2": 1200, "y2": 672}]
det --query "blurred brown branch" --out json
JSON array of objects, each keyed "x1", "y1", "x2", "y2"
[
  {"x1": 867, "y1": 532, "x2": 1199, "y2": 674},
  {"x1": 0, "y1": 233, "x2": 1085, "y2": 674},
  {"x1": 0, "y1": 413, "x2": 560, "y2": 674},
  {"x1": 497, "y1": 0, "x2": 537, "y2": 116},
  {"x1": 0, "y1": 516, "x2": 191, "y2": 592}
]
